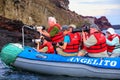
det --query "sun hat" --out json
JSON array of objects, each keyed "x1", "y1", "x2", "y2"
[
  {"x1": 106, "y1": 28, "x2": 115, "y2": 34},
  {"x1": 69, "y1": 24, "x2": 76, "y2": 29}
]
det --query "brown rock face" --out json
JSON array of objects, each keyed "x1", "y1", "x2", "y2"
[
  {"x1": 0, "y1": 16, "x2": 39, "y2": 50},
  {"x1": 0, "y1": 0, "x2": 113, "y2": 50},
  {"x1": 81, "y1": 16, "x2": 112, "y2": 29},
  {"x1": 49, "y1": 0, "x2": 69, "y2": 10},
  {"x1": 0, "y1": 0, "x2": 83, "y2": 50},
  {"x1": 0, "y1": 0, "x2": 82, "y2": 27},
  {"x1": 95, "y1": 16, "x2": 112, "y2": 29}
]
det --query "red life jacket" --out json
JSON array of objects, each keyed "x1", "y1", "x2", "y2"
[
  {"x1": 86, "y1": 32, "x2": 107, "y2": 53},
  {"x1": 47, "y1": 23, "x2": 64, "y2": 43},
  {"x1": 39, "y1": 41, "x2": 54, "y2": 54},
  {"x1": 63, "y1": 33, "x2": 81, "y2": 53},
  {"x1": 48, "y1": 23, "x2": 61, "y2": 32},
  {"x1": 51, "y1": 32, "x2": 64, "y2": 43},
  {"x1": 107, "y1": 34, "x2": 119, "y2": 52}
]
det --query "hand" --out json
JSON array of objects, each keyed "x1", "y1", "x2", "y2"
[
  {"x1": 36, "y1": 41, "x2": 40, "y2": 44},
  {"x1": 77, "y1": 51, "x2": 84, "y2": 56},
  {"x1": 40, "y1": 36, "x2": 44, "y2": 39},
  {"x1": 82, "y1": 31, "x2": 86, "y2": 42},
  {"x1": 37, "y1": 28, "x2": 43, "y2": 33},
  {"x1": 56, "y1": 43, "x2": 60, "y2": 47}
]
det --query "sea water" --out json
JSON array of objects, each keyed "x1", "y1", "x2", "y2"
[
  {"x1": 0, "y1": 59, "x2": 108, "y2": 80},
  {"x1": 0, "y1": 29, "x2": 120, "y2": 80},
  {"x1": 102, "y1": 29, "x2": 120, "y2": 35}
]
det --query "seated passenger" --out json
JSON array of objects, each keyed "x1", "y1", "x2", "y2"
[
  {"x1": 36, "y1": 36, "x2": 54, "y2": 54},
  {"x1": 106, "y1": 28, "x2": 120, "y2": 57},
  {"x1": 68, "y1": 24, "x2": 77, "y2": 32},
  {"x1": 69, "y1": 24, "x2": 82, "y2": 49},
  {"x1": 56, "y1": 25, "x2": 80, "y2": 56},
  {"x1": 38, "y1": 17, "x2": 64, "y2": 43},
  {"x1": 78, "y1": 24, "x2": 109, "y2": 57}
]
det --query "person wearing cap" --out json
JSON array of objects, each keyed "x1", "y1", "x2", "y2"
[
  {"x1": 69, "y1": 24, "x2": 82, "y2": 49},
  {"x1": 106, "y1": 28, "x2": 120, "y2": 57},
  {"x1": 56, "y1": 25, "x2": 79, "y2": 56},
  {"x1": 78, "y1": 24, "x2": 108, "y2": 57},
  {"x1": 68, "y1": 24, "x2": 77, "y2": 32}
]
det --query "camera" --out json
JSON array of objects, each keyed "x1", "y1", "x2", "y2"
[
  {"x1": 32, "y1": 38, "x2": 44, "y2": 45},
  {"x1": 52, "y1": 42, "x2": 64, "y2": 46},
  {"x1": 34, "y1": 26, "x2": 46, "y2": 31},
  {"x1": 25, "y1": 25, "x2": 45, "y2": 31},
  {"x1": 32, "y1": 39, "x2": 42, "y2": 43},
  {"x1": 58, "y1": 42, "x2": 64, "y2": 46},
  {"x1": 72, "y1": 25, "x2": 90, "y2": 33}
]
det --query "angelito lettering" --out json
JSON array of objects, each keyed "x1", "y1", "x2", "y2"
[{"x1": 69, "y1": 57, "x2": 117, "y2": 67}]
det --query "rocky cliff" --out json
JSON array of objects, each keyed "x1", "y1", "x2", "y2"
[
  {"x1": 0, "y1": 0, "x2": 112, "y2": 50},
  {"x1": 0, "y1": 0, "x2": 83, "y2": 27},
  {"x1": 0, "y1": 0, "x2": 112, "y2": 27},
  {"x1": 95, "y1": 16, "x2": 112, "y2": 29}
]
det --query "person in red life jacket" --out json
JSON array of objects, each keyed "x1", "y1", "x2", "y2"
[
  {"x1": 36, "y1": 36, "x2": 54, "y2": 54},
  {"x1": 69, "y1": 24, "x2": 82, "y2": 49},
  {"x1": 77, "y1": 24, "x2": 109, "y2": 57},
  {"x1": 37, "y1": 17, "x2": 64, "y2": 43},
  {"x1": 106, "y1": 28, "x2": 120, "y2": 57},
  {"x1": 56, "y1": 25, "x2": 79, "y2": 56}
]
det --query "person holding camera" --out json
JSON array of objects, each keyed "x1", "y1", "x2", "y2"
[
  {"x1": 106, "y1": 28, "x2": 120, "y2": 57},
  {"x1": 38, "y1": 17, "x2": 64, "y2": 43},
  {"x1": 56, "y1": 25, "x2": 80, "y2": 56},
  {"x1": 77, "y1": 24, "x2": 109, "y2": 57},
  {"x1": 36, "y1": 36, "x2": 54, "y2": 54},
  {"x1": 69, "y1": 24, "x2": 82, "y2": 49}
]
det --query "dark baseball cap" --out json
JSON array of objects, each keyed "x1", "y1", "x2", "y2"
[
  {"x1": 61, "y1": 25, "x2": 69, "y2": 31},
  {"x1": 90, "y1": 24, "x2": 100, "y2": 31}
]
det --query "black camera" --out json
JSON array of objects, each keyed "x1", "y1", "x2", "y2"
[
  {"x1": 52, "y1": 42, "x2": 64, "y2": 46},
  {"x1": 24, "y1": 25, "x2": 45, "y2": 31},
  {"x1": 72, "y1": 25, "x2": 90, "y2": 33}
]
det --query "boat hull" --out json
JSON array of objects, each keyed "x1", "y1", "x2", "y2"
[
  {"x1": 1, "y1": 43, "x2": 120, "y2": 79},
  {"x1": 14, "y1": 57, "x2": 120, "y2": 79}
]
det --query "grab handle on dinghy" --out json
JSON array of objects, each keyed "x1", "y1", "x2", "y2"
[{"x1": 36, "y1": 54, "x2": 47, "y2": 59}]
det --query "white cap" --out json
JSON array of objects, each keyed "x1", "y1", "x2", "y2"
[
  {"x1": 106, "y1": 28, "x2": 115, "y2": 34},
  {"x1": 69, "y1": 24, "x2": 76, "y2": 29}
]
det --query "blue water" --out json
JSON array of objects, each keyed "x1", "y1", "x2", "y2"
[
  {"x1": 0, "y1": 29, "x2": 120, "y2": 80},
  {"x1": 115, "y1": 30, "x2": 120, "y2": 34}
]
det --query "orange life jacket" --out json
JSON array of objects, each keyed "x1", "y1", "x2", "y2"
[
  {"x1": 107, "y1": 34, "x2": 119, "y2": 52},
  {"x1": 63, "y1": 33, "x2": 81, "y2": 53},
  {"x1": 86, "y1": 32, "x2": 107, "y2": 53},
  {"x1": 39, "y1": 41, "x2": 54, "y2": 54}
]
